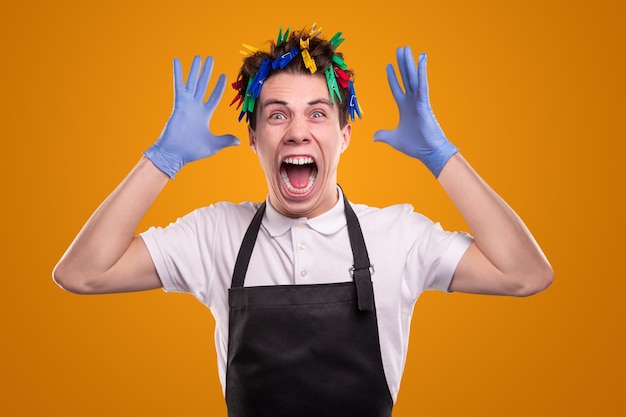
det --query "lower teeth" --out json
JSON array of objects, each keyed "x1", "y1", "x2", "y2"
[{"x1": 281, "y1": 169, "x2": 317, "y2": 194}]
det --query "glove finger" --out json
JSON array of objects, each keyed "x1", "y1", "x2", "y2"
[
  {"x1": 385, "y1": 64, "x2": 404, "y2": 103},
  {"x1": 373, "y1": 129, "x2": 392, "y2": 144},
  {"x1": 404, "y1": 46, "x2": 419, "y2": 94},
  {"x1": 194, "y1": 56, "x2": 214, "y2": 101},
  {"x1": 205, "y1": 73, "x2": 227, "y2": 110},
  {"x1": 417, "y1": 53, "x2": 430, "y2": 101},
  {"x1": 185, "y1": 55, "x2": 202, "y2": 94},
  {"x1": 173, "y1": 58, "x2": 184, "y2": 97},
  {"x1": 396, "y1": 47, "x2": 410, "y2": 95},
  {"x1": 212, "y1": 134, "x2": 241, "y2": 150}
]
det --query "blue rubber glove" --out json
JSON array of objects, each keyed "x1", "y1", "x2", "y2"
[
  {"x1": 144, "y1": 56, "x2": 239, "y2": 178},
  {"x1": 374, "y1": 47, "x2": 458, "y2": 177}
]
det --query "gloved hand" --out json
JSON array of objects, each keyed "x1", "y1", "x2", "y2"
[
  {"x1": 374, "y1": 46, "x2": 458, "y2": 178},
  {"x1": 144, "y1": 56, "x2": 240, "y2": 178}
]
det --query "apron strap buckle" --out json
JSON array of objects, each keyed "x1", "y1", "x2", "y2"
[
  {"x1": 349, "y1": 264, "x2": 375, "y2": 277},
  {"x1": 350, "y1": 264, "x2": 375, "y2": 312}
]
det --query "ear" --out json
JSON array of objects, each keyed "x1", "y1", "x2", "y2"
[
  {"x1": 248, "y1": 125, "x2": 257, "y2": 154},
  {"x1": 340, "y1": 123, "x2": 352, "y2": 154}
]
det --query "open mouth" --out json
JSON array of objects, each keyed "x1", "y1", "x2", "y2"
[{"x1": 280, "y1": 156, "x2": 318, "y2": 194}]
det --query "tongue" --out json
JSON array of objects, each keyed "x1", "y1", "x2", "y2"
[{"x1": 284, "y1": 164, "x2": 313, "y2": 189}]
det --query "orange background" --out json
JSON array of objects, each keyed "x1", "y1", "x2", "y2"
[{"x1": 2, "y1": 0, "x2": 624, "y2": 415}]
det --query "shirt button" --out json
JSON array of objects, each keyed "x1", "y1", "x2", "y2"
[
  {"x1": 298, "y1": 223, "x2": 306, "y2": 228},
  {"x1": 300, "y1": 270, "x2": 307, "y2": 278},
  {"x1": 298, "y1": 242, "x2": 306, "y2": 251}
]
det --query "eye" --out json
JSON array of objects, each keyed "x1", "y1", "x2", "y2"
[
  {"x1": 270, "y1": 113, "x2": 286, "y2": 120},
  {"x1": 310, "y1": 111, "x2": 325, "y2": 118}
]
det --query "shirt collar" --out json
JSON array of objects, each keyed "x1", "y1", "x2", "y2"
[{"x1": 263, "y1": 187, "x2": 348, "y2": 237}]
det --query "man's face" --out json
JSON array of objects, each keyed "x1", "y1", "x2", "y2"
[{"x1": 249, "y1": 72, "x2": 352, "y2": 218}]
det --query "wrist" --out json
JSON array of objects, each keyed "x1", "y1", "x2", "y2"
[
  {"x1": 143, "y1": 144, "x2": 184, "y2": 179},
  {"x1": 421, "y1": 140, "x2": 459, "y2": 178}
]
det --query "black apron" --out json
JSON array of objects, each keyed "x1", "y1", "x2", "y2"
[{"x1": 226, "y1": 193, "x2": 393, "y2": 417}]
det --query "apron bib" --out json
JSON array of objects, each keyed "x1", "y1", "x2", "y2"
[{"x1": 226, "y1": 193, "x2": 393, "y2": 417}]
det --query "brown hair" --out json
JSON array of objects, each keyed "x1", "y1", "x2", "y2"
[{"x1": 235, "y1": 27, "x2": 355, "y2": 129}]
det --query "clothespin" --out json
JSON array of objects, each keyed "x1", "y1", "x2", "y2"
[
  {"x1": 334, "y1": 67, "x2": 350, "y2": 89},
  {"x1": 277, "y1": 26, "x2": 290, "y2": 45},
  {"x1": 248, "y1": 58, "x2": 271, "y2": 99},
  {"x1": 325, "y1": 66, "x2": 342, "y2": 104},
  {"x1": 230, "y1": 80, "x2": 244, "y2": 109},
  {"x1": 238, "y1": 78, "x2": 255, "y2": 122},
  {"x1": 230, "y1": 92, "x2": 244, "y2": 109},
  {"x1": 240, "y1": 43, "x2": 260, "y2": 56},
  {"x1": 348, "y1": 81, "x2": 362, "y2": 121},
  {"x1": 301, "y1": 49, "x2": 317, "y2": 73},
  {"x1": 272, "y1": 47, "x2": 300, "y2": 70},
  {"x1": 332, "y1": 54, "x2": 347, "y2": 70},
  {"x1": 239, "y1": 94, "x2": 255, "y2": 122},
  {"x1": 329, "y1": 32, "x2": 345, "y2": 49},
  {"x1": 309, "y1": 22, "x2": 322, "y2": 38}
]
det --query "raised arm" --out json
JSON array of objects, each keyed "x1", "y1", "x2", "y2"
[
  {"x1": 375, "y1": 47, "x2": 553, "y2": 296},
  {"x1": 53, "y1": 56, "x2": 239, "y2": 294}
]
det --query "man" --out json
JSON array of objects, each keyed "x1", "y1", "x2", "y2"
[{"x1": 53, "y1": 26, "x2": 552, "y2": 416}]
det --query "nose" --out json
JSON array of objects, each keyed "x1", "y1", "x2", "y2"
[{"x1": 284, "y1": 116, "x2": 310, "y2": 144}]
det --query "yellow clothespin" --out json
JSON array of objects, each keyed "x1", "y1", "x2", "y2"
[
  {"x1": 309, "y1": 22, "x2": 322, "y2": 38},
  {"x1": 301, "y1": 49, "x2": 317, "y2": 74},
  {"x1": 240, "y1": 43, "x2": 260, "y2": 56}
]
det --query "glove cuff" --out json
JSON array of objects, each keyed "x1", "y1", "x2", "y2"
[
  {"x1": 422, "y1": 141, "x2": 459, "y2": 178},
  {"x1": 143, "y1": 145, "x2": 184, "y2": 179}
]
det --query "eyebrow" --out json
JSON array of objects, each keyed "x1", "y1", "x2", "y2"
[
  {"x1": 260, "y1": 98, "x2": 334, "y2": 108},
  {"x1": 307, "y1": 98, "x2": 333, "y2": 107}
]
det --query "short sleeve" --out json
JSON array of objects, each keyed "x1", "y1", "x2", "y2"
[
  {"x1": 405, "y1": 211, "x2": 474, "y2": 298},
  {"x1": 140, "y1": 207, "x2": 217, "y2": 302}
]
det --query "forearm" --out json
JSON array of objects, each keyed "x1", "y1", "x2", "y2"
[
  {"x1": 438, "y1": 154, "x2": 553, "y2": 295},
  {"x1": 54, "y1": 157, "x2": 168, "y2": 292}
]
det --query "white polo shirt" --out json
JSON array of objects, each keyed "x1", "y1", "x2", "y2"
[{"x1": 140, "y1": 191, "x2": 473, "y2": 402}]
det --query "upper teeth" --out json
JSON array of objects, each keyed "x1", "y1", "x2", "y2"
[{"x1": 283, "y1": 156, "x2": 314, "y2": 165}]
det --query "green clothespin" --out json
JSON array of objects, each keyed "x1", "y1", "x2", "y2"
[
  {"x1": 329, "y1": 32, "x2": 345, "y2": 49},
  {"x1": 325, "y1": 66, "x2": 342, "y2": 104},
  {"x1": 242, "y1": 77, "x2": 255, "y2": 113},
  {"x1": 277, "y1": 26, "x2": 290, "y2": 45},
  {"x1": 332, "y1": 54, "x2": 347, "y2": 70}
]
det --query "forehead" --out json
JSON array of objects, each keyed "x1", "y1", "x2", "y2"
[{"x1": 259, "y1": 72, "x2": 330, "y2": 104}]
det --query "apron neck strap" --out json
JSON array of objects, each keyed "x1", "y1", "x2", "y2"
[
  {"x1": 342, "y1": 191, "x2": 375, "y2": 311},
  {"x1": 231, "y1": 201, "x2": 266, "y2": 289},
  {"x1": 231, "y1": 189, "x2": 375, "y2": 311}
]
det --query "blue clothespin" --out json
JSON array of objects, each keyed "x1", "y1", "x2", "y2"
[
  {"x1": 272, "y1": 47, "x2": 300, "y2": 70},
  {"x1": 248, "y1": 58, "x2": 271, "y2": 99},
  {"x1": 348, "y1": 81, "x2": 362, "y2": 121}
]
